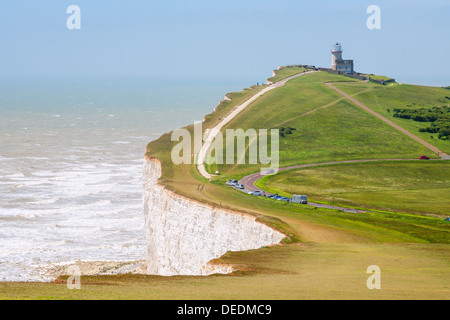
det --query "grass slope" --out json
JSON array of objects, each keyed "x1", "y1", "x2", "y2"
[
  {"x1": 205, "y1": 72, "x2": 435, "y2": 176},
  {"x1": 333, "y1": 81, "x2": 450, "y2": 154}
]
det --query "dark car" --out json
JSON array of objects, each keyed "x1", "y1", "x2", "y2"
[{"x1": 419, "y1": 155, "x2": 430, "y2": 160}]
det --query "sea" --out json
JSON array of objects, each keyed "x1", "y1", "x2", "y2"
[{"x1": 0, "y1": 75, "x2": 254, "y2": 282}]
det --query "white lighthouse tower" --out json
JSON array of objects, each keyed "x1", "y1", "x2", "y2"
[
  {"x1": 331, "y1": 43, "x2": 343, "y2": 70},
  {"x1": 330, "y1": 42, "x2": 354, "y2": 74}
]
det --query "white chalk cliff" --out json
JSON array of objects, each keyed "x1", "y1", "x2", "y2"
[{"x1": 143, "y1": 157, "x2": 285, "y2": 276}]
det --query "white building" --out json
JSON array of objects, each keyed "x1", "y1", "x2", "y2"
[{"x1": 331, "y1": 43, "x2": 354, "y2": 74}]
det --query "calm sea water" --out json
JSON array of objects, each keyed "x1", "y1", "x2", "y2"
[{"x1": 0, "y1": 76, "x2": 251, "y2": 281}]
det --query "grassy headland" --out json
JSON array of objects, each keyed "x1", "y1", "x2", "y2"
[{"x1": 2, "y1": 69, "x2": 449, "y2": 300}]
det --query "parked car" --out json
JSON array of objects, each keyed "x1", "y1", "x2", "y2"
[
  {"x1": 281, "y1": 197, "x2": 290, "y2": 202},
  {"x1": 226, "y1": 179, "x2": 239, "y2": 186},
  {"x1": 248, "y1": 190, "x2": 263, "y2": 196},
  {"x1": 236, "y1": 184, "x2": 245, "y2": 189},
  {"x1": 419, "y1": 155, "x2": 430, "y2": 160},
  {"x1": 292, "y1": 194, "x2": 308, "y2": 204}
]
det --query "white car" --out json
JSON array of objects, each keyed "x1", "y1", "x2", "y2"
[
  {"x1": 248, "y1": 190, "x2": 263, "y2": 196},
  {"x1": 226, "y1": 180, "x2": 238, "y2": 186}
]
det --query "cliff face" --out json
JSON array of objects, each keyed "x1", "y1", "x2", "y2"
[{"x1": 143, "y1": 157, "x2": 285, "y2": 276}]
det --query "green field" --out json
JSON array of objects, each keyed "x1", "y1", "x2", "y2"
[
  {"x1": 205, "y1": 71, "x2": 437, "y2": 176},
  {"x1": 256, "y1": 160, "x2": 450, "y2": 216},
  {"x1": 3, "y1": 71, "x2": 449, "y2": 300},
  {"x1": 333, "y1": 81, "x2": 450, "y2": 154}
]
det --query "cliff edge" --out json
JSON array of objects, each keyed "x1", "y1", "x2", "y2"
[{"x1": 143, "y1": 157, "x2": 285, "y2": 276}]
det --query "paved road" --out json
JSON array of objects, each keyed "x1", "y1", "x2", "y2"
[{"x1": 197, "y1": 71, "x2": 318, "y2": 179}]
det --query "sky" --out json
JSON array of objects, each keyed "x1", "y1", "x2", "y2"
[{"x1": 0, "y1": 0, "x2": 449, "y2": 86}]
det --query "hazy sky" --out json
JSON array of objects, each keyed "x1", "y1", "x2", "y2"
[{"x1": 1, "y1": 0, "x2": 449, "y2": 86}]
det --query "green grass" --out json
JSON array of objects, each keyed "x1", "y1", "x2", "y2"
[
  {"x1": 205, "y1": 71, "x2": 435, "y2": 176},
  {"x1": 361, "y1": 74, "x2": 392, "y2": 81},
  {"x1": 267, "y1": 66, "x2": 309, "y2": 83},
  {"x1": 333, "y1": 81, "x2": 450, "y2": 154},
  {"x1": 202, "y1": 85, "x2": 269, "y2": 131},
  {"x1": 257, "y1": 160, "x2": 450, "y2": 217}
]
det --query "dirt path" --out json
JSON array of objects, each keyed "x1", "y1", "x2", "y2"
[{"x1": 325, "y1": 82, "x2": 449, "y2": 158}]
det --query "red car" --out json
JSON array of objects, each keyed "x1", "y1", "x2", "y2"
[{"x1": 419, "y1": 155, "x2": 430, "y2": 160}]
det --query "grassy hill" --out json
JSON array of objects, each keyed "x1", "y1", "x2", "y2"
[
  {"x1": 141, "y1": 70, "x2": 450, "y2": 300},
  {"x1": 205, "y1": 72, "x2": 438, "y2": 177},
  {"x1": 3, "y1": 69, "x2": 449, "y2": 300}
]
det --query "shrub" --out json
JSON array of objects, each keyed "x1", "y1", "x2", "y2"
[
  {"x1": 412, "y1": 115, "x2": 427, "y2": 122},
  {"x1": 392, "y1": 106, "x2": 449, "y2": 140},
  {"x1": 278, "y1": 127, "x2": 296, "y2": 138}
]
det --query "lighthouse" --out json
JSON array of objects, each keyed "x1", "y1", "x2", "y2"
[
  {"x1": 331, "y1": 43, "x2": 343, "y2": 70},
  {"x1": 331, "y1": 43, "x2": 354, "y2": 74}
]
